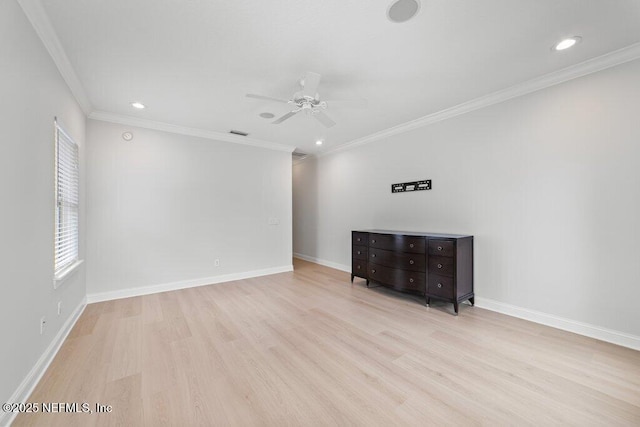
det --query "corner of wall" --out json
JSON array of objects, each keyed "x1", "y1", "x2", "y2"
[{"x1": 0, "y1": 298, "x2": 86, "y2": 427}]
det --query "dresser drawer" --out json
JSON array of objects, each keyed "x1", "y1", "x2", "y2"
[
  {"x1": 352, "y1": 232, "x2": 369, "y2": 246},
  {"x1": 428, "y1": 256, "x2": 454, "y2": 277},
  {"x1": 369, "y1": 248, "x2": 425, "y2": 272},
  {"x1": 428, "y1": 239, "x2": 455, "y2": 257},
  {"x1": 352, "y1": 245, "x2": 368, "y2": 260},
  {"x1": 427, "y1": 274, "x2": 454, "y2": 298},
  {"x1": 369, "y1": 263, "x2": 425, "y2": 292},
  {"x1": 369, "y1": 233, "x2": 425, "y2": 254},
  {"x1": 352, "y1": 260, "x2": 368, "y2": 276}
]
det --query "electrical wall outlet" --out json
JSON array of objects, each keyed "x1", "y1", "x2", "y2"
[
  {"x1": 40, "y1": 317, "x2": 46, "y2": 335},
  {"x1": 214, "y1": 259, "x2": 220, "y2": 267}
]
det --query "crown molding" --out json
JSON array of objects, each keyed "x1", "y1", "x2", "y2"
[
  {"x1": 89, "y1": 111, "x2": 295, "y2": 153},
  {"x1": 321, "y1": 42, "x2": 640, "y2": 157},
  {"x1": 18, "y1": 0, "x2": 93, "y2": 115},
  {"x1": 18, "y1": 0, "x2": 640, "y2": 156}
]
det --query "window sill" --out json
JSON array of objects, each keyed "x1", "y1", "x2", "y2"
[{"x1": 53, "y1": 259, "x2": 84, "y2": 289}]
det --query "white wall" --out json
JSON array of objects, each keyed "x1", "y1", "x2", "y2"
[
  {"x1": 293, "y1": 58, "x2": 640, "y2": 339},
  {"x1": 0, "y1": 0, "x2": 87, "y2": 413},
  {"x1": 86, "y1": 120, "x2": 292, "y2": 298}
]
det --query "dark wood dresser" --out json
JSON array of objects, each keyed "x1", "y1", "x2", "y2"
[{"x1": 351, "y1": 230, "x2": 474, "y2": 314}]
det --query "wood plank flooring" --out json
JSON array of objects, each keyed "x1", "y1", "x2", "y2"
[{"x1": 15, "y1": 259, "x2": 640, "y2": 426}]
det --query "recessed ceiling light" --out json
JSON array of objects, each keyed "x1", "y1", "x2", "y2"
[
  {"x1": 316, "y1": 140, "x2": 323, "y2": 146},
  {"x1": 130, "y1": 102, "x2": 146, "y2": 109},
  {"x1": 260, "y1": 112, "x2": 275, "y2": 119},
  {"x1": 553, "y1": 36, "x2": 581, "y2": 51},
  {"x1": 387, "y1": 0, "x2": 421, "y2": 23}
]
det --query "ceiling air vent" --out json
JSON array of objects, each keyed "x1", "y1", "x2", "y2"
[{"x1": 229, "y1": 130, "x2": 249, "y2": 136}]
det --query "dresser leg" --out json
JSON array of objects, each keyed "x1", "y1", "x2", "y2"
[
  {"x1": 366, "y1": 279, "x2": 369, "y2": 287},
  {"x1": 453, "y1": 302, "x2": 459, "y2": 315},
  {"x1": 469, "y1": 297, "x2": 474, "y2": 306},
  {"x1": 426, "y1": 297, "x2": 430, "y2": 307},
  {"x1": 351, "y1": 274, "x2": 354, "y2": 283}
]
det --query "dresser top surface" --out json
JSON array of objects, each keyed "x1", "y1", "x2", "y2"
[{"x1": 353, "y1": 229, "x2": 473, "y2": 239}]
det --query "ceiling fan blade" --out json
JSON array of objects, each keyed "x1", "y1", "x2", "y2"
[
  {"x1": 246, "y1": 93, "x2": 290, "y2": 104},
  {"x1": 313, "y1": 110, "x2": 336, "y2": 128},
  {"x1": 272, "y1": 111, "x2": 298, "y2": 124},
  {"x1": 324, "y1": 98, "x2": 368, "y2": 109},
  {"x1": 302, "y1": 72, "x2": 321, "y2": 98}
]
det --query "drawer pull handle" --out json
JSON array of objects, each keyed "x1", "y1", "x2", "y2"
[
  {"x1": 437, "y1": 283, "x2": 442, "y2": 288},
  {"x1": 437, "y1": 263, "x2": 443, "y2": 268},
  {"x1": 409, "y1": 260, "x2": 414, "y2": 265},
  {"x1": 409, "y1": 243, "x2": 414, "y2": 248},
  {"x1": 437, "y1": 246, "x2": 443, "y2": 251},
  {"x1": 372, "y1": 239, "x2": 376, "y2": 243},
  {"x1": 357, "y1": 265, "x2": 360, "y2": 269},
  {"x1": 357, "y1": 251, "x2": 361, "y2": 255},
  {"x1": 372, "y1": 269, "x2": 376, "y2": 273},
  {"x1": 409, "y1": 278, "x2": 414, "y2": 283},
  {"x1": 357, "y1": 238, "x2": 361, "y2": 242},
  {"x1": 372, "y1": 254, "x2": 376, "y2": 258}
]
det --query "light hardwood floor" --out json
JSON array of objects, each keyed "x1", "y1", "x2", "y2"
[{"x1": 15, "y1": 259, "x2": 640, "y2": 426}]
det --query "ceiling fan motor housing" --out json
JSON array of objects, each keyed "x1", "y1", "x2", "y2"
[{"x1": 294, "y1": 96, "x2": 327, "y2": 112}]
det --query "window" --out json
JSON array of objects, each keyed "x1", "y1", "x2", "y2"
[{"x1": 54, "y1": 119, "x2": 80, "y2": 283}]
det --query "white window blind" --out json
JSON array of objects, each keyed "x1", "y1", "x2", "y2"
[{"x1": 54, "y1": 121, "x2": 79, "y2": 279}]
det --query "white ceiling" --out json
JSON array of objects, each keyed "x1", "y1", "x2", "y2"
[{"x1": 30, "y1": 0, "x2": 640, "y2": 154}]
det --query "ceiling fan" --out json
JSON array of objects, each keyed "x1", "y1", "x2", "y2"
[{"x1": 246, "y1": 71, "x2": 336, "y2": 128}]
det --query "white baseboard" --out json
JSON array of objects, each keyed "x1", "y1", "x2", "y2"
[
  {"x1": 86, "y1": 265, "x2": 294, "y2": 304},
  {"x1": 293, "y1": 253, "x2": 350, "y2": 273},
  {"x1": 0, "y1": 297, "x2": 87, "y2": 427},
  {"x1": 292, "y1": 255, "x2": 640, "y2": 351},
  {"x1": 475, "y1": 297, "x2": 640, "y2": 351}
]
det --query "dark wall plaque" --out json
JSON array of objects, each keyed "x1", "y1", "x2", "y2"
[{"x1": 391, "y1": 180, "x2": 431, "y2": 193}]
